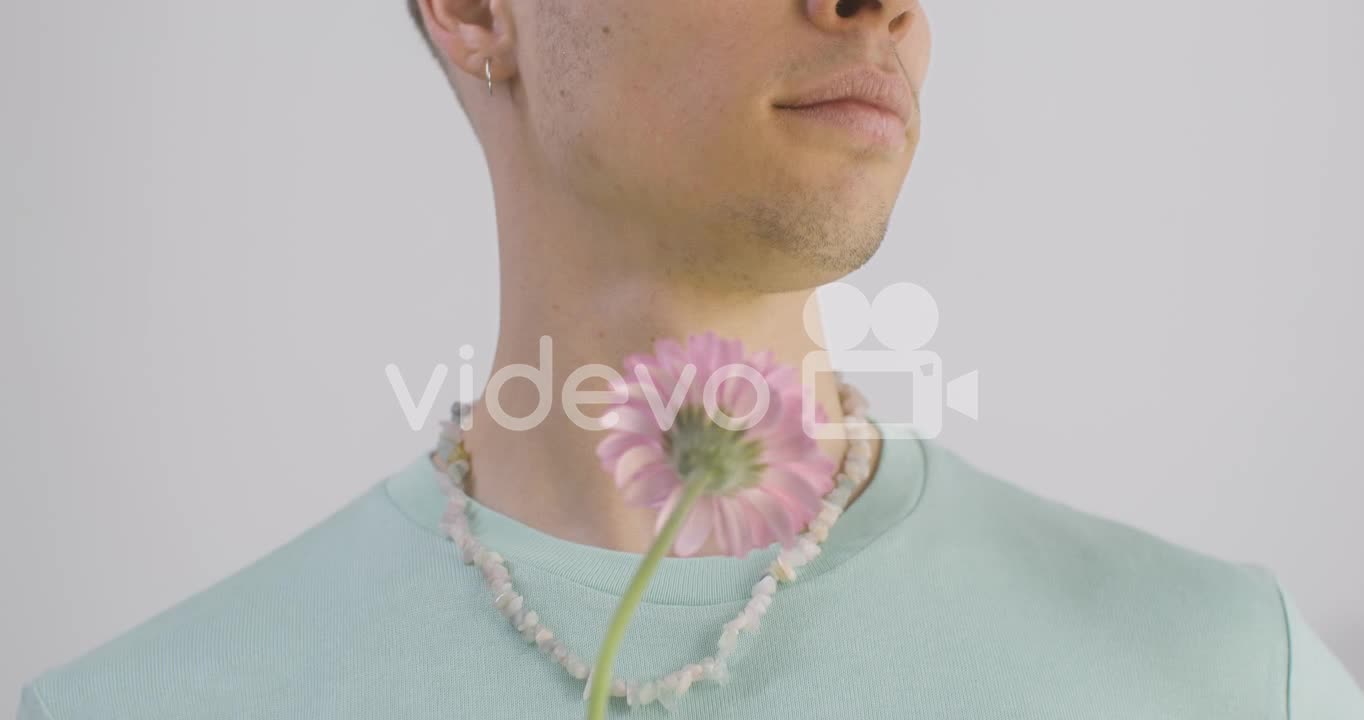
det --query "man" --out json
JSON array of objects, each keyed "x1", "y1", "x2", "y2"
[{"x1": 16, "y1": 1, "x2": 1363, "y2": 718}]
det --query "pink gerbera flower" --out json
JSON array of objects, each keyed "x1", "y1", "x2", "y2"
[{"x1": 595, "y1": 331, "x2": 837, "y2": 558}]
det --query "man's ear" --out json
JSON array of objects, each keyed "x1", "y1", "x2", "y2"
[{"x1": 418, "y1": 0, "x2": 518, "y2": 85}]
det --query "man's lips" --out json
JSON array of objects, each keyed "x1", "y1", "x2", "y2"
[
  {"x1": 774, "y1": 98, "x2": 909, "y2": 150},
  {"x1": 773, "y1": 64, "x2": 914, "y2": 151}
]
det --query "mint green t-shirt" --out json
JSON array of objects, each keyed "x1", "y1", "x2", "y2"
[{"x1": 15, "y1": 424, "x2": 1364, "y2": 718}]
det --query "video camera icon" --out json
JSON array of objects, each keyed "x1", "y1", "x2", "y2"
[{"x1": 801, "y1": 282, "x2": 979, "y2": 440}]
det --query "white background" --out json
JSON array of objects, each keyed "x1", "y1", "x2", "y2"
[{"x1": 3, "y1": 0, "x2": 1361, "y2": 704}]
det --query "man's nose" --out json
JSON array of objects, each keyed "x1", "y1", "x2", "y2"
[{"x1": 805, "y1": 0, "x2": 915, "y2": 45}]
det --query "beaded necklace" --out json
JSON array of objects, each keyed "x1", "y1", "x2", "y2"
[{"x1": 431, "y1": 380, "x2": 876, "y2": 710}]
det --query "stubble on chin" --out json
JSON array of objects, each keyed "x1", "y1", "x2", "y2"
[{"x1": 715, "y1": 192, "x2": 892, "y2": 285}]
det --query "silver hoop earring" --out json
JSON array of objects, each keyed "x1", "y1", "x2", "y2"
[{"x1": 485, "y1": 58, "x2": 494, "y2": 96}]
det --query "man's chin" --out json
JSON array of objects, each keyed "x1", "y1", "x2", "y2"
[{"x1": 760, "y1": 226, "x2": 887, "y2": 288}]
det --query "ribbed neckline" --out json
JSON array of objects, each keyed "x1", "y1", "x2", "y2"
[{"x1": 384, "y1": 416, "x2": 927, "y2": 607}]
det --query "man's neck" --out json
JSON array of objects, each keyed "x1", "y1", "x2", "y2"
[
  {"x1": 454, "y1": 161, "x2": 883, "y2": 555},
  {"x1": 457, "y1": 283, "x2": 880, "y2": 557}
]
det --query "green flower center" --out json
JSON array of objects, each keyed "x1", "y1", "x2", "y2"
[{"x1": 663, "y1": 405, "x2": 767, "y2": 494}]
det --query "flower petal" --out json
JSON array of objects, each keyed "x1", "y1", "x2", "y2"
[
  {"x1": 613, "y1": 443, "x2": 665, "y2": 490},
  {"x1": 653, "y1": 484, "x2": 685, "y2": 536},
  {"x1": 595, "y1": 430, "x2": 661, "y2": 470},
  {"x1": 741, "y1": 386, "x2": 786, "y2": 439},
  {"x1": 784, "y1": 454, "x2": 839, "y2": 497},
  {"x1": 710, "y1": 495, "x2": 734, "y2": 555},
  {"x1": 758, "y1": 420, "x2": 816, "y2": 465},
  {"x1": 765, "y1": 363, "x2": 798, "y2": 391},
  {"x1": 714, "y1": 496, "x2": 756, "y2": 557},
  {"x1": 607, "y1": 397, "x2": 671, "y2": 435},
  {"x1": 620, "y1": 462, "x2": 680, "y2": 508},
  {"x1": 755, "y1": 348, "x2": 777, "y2": 369},
  {"x1": 720, "y1": 372, "x2": 752, "y2": 418},
  {"x1": 626, "y1": 363, "x2": 682, "y2": 411},
  {"x1": 655, "y1": 337, "x2": 690, "y2": 380},
  {"x1": 729, "y1": 491, "x2": 770, "y2": 549},
  {"x1": 670, "y1": 494, "x2": 715, "y2": 557},
  {"x1": 622, "y1": 352, "x2": 670, "y2": 387},
  {"x1": 718, "y1": 364, "x2": 768, "y2": 423},
  {"x1": 740, "y1": 487, "x2": 799, "y2": 549},
  {"x1": 763, "y1": 466, "x2": 825, "y2": 522}
]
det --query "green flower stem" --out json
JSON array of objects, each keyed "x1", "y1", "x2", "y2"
[{"x1": 586, "y1": 473, "x2": 710, "y2": 719}]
